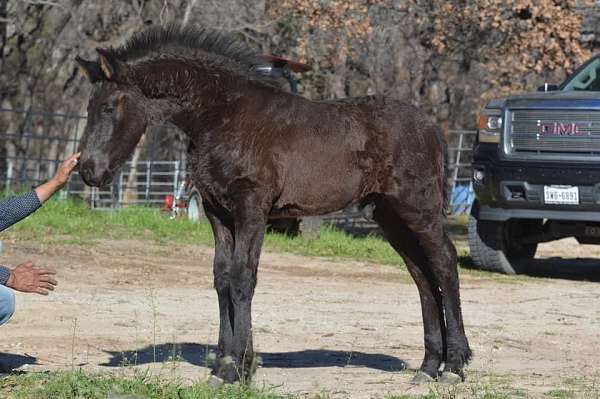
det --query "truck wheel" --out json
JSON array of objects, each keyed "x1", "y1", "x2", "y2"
[
  {"x1": 187, "y1": 189, "x2": 205, "y2": 222},
  {"x1": 468, "y1": 208, "x2": 539, "y2": 274}
]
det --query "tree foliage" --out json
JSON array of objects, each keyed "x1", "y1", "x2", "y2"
[{"x1": 414, "y1": 0, "x2": 593, "y2": 99}]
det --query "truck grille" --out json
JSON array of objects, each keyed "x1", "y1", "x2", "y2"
[{"x1": 507, "y1": 109, "x2": 600, "y2": 157}]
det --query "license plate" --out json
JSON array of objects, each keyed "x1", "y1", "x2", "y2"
[{"x1": 544, "y1": 185, "x2": 579, "y2": 205}]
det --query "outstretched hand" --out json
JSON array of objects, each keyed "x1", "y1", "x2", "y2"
[
  {"x1": 35, "y1": 152, "x2": 81, "y2": 203},
  {"x1": 6, "y1": 261, "x2": 58, "y2": 295},
  {"x1": 52, "y1": 152, "x2": 81, "y2": 187}
]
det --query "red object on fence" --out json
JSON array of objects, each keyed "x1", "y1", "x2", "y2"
[
  {"x1": 257, "y1": 54, "x2": 312, "y2": 73},
  {"x1": 162, "y1": 194, "x2": 174, "y2": 213}
]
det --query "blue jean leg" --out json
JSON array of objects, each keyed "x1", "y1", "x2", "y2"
[{"x1": 0, "y1": 285, "x2": 15, "y2": 326}]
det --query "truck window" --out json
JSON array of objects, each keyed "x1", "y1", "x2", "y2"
[{"x1": 562, "y1": 58, "x2": 600, "y2": 91}]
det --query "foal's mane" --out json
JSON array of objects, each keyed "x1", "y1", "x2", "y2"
[{"x1": 106, "y1": 24, "x2": 260, "y2": 72}]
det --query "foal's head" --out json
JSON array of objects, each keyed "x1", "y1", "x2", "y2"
[
  {"x1": 76, "y1": 49, "x2": 147, "y2": 187},
  {"x1": 75, "y1": 25, "x2": 286, "y2": 186}
]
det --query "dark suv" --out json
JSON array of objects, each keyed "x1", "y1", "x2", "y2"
[{"x1": 469, "y1": 54, "x2": 600, "y2": 273}]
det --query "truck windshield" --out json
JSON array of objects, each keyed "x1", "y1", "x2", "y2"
[{"x1": 562, "y1": 57, "x2": 600, "y2": 91}]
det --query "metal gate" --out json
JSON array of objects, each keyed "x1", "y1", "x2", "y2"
[{"x1": 0, "y1": 107, "x2": 188, "y2": 208}]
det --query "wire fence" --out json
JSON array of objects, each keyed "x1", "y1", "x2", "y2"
[
  {"x1": 0, "y1": 107, "x2": 476, "y2": 214},
  {"x1": 0, "y1": 107, "x2": 188, "y2": 208}
]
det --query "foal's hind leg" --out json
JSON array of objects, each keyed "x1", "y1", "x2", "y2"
[
  {"x1": 400, "y1": 214, "x2": 471, "y2": 380},
  {"x1": 429, "y1": 231, "x2": 472, "y2": 381},
  {"x1": 373, "y1": 201, "x2": 446, "y2": 381},
  {"x1": 408, "y1": 218, "x2": 470, "y2": 379}
]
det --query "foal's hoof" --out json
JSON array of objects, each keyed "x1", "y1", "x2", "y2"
[
  {"x1": 207, "y1": 374, "x2": 225, "y2": 388},
  {"x1": 410, "y1": 370, "x2": 435, "y2": 384},
  {"x1": 439, "y1": 371, "x2": 463, "y2": 384},
  {"x1": 212, "y1": 356, "x2": 238, "y2": 384}
]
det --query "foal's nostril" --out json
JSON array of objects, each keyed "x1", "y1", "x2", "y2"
[
  {"x1": 100, "y1": 170, "x2": 112, "y2": 185},
  {"x1": 80, "y1": 160, "x2": 95, "y2": 179}
]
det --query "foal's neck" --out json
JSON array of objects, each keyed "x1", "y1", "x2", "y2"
[
  {"x1": 135, "y1": 57, "x2": 298, "y2": 144},
  {"x1": 135, "y1": 58, "x2": 239, "y2": 127}
]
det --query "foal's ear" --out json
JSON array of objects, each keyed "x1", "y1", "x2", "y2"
[
  {"x1": 96, "y1": 48, "x2": 127, "y2": 82},
  {"x1": 75, "y1": 56, "x2": 105, "y2": 83}
]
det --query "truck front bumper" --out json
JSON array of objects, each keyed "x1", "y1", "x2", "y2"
[{"x1": 473, "y1": 143, "x2": 600, "y2": 221}]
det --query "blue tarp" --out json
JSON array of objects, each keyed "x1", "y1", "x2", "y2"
[{"x1": 451, "y1": 182, "x2": 475, "y2": 215}]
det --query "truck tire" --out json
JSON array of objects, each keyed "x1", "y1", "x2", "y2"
[
  {"x1": 468, "y1": 205, "x2": 539, "y2": 274},
  {"x1": 187, "y1": 189, "x2": 205, "y2": 222}
]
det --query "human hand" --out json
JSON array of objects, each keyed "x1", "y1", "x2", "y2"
[
  {"x1": 51, "y1": 152, "x2": 81, "y2": 188},
  {"x1": 6, "y1": 261, "x2": 58, "y2": 295}
]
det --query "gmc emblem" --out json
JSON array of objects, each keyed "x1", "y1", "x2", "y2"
[{"x1": 537, "y1": 121, "x2": 590, "y2": 137}]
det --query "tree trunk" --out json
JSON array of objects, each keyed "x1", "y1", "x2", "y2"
[
  {"x1": 330, "y1": 39, "x2": 348, "y2": 99},
  {"x1": 122, "y1": 134, "x2": 146, "y2": 206}
]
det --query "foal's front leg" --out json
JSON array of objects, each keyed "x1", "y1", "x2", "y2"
[
  {"x1": 203, "y1": 203, "x2": 236, "y2": 381},
  {"x1": 229, "y1": 204, "x2": 267, "y2": 382},
  {"x1": 211, "y1": 193, "x2": 268, "y2": 383}
]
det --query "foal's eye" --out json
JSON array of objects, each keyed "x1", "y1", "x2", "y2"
[{"x1": 101, "y1": 104, "x2": 115, "y2": 114}]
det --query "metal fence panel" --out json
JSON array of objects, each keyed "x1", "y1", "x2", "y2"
[{"x1": 0, "y1": 108, "x2": 187, "y2": 208}]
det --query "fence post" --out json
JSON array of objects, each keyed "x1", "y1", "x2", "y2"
[
  {"x1": 145, "y1": 160, "x2": 151, "y2": 204},
  {"x1": 111, "y1": 174, "x2": 120, "y2": 209},
  {"x1": 18, "y1": 107, "x2": 34, "y2": 184},
  {"x1": 5, "y1": 162, "x2": 12, "y2": 193},
  {"x1": 145, "y1": 128, "x2": 157, "y2": 205},
  {"x1": 173, "y1": 161, "x2": 179, "y2": 198},
  {"x1": 119, "y1": 170, "x2": 124, "y2": 206},
  {"x1": 450, "y1": 131, "x2": 464, "y2": 212}
]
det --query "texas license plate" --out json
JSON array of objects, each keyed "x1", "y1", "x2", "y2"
[{"x1": 543, "y1": 185, "x2": 579, "y2": 205}]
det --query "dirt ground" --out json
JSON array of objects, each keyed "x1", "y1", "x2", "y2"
[{"x1": 1, "y1": 235, "x2": 600, "y2": 398}]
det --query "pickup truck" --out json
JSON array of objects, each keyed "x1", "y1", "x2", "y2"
[{"x1": 469, "y1": 54, "x2": 600, "y2": 273}]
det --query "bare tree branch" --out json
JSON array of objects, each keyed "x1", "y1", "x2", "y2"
[
  {"x1": 159, "y1": 0, "x2": 170, "y2": 26},
  {"x1": 19, "y1": 0, "x2": 72, "y2": 16},
  {"x1": 181, "y1": 0, "x2": 198, "y2": 28}
]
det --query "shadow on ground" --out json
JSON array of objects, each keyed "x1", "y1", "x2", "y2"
[
  {"x1": 526, "y1": 257, "x2": 600, "y2": 282},
  {"x1": 0, "y1": 353, "x2": 37, "y2": 372},
  {"x1": 461, "y1": 255, "x2": 600, "y2": 282},
  {"x1": 102, "y1": 343, "x2": 406, "y2": 372}
]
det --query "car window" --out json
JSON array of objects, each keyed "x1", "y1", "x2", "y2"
[{"x1": 562, "y1": 58, "x2": 600, "y2": 91}]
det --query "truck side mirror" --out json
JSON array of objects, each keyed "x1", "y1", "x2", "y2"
[{"x1": 537, "y1": 83, "x2": 559, "y2": 92}]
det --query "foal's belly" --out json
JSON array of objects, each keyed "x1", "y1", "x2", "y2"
[{"x1": 271, "y1": 153, "x2": 365, "y2": 217}]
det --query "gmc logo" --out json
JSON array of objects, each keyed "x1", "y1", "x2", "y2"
[{"x1": 538, "y1": 121, "x2": 590, "y2": 137}]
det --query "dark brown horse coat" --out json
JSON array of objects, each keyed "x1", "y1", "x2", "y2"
[{"x1": 76, "y1": 25, "x2": 471, "y2": 384}]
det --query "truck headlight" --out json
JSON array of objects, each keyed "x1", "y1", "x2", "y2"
[{"x1": 478, "y1": 113, "x2": 502, "y2": 143}]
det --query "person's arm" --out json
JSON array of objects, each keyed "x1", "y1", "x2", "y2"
[
  {"x1": 0, "y1": 266, "x2": 10, "y2": 286},
  {"x1": 0, "y1": 191, "x2": 42, "y2": 232},
  {"x1": 0, "y1": 153, "x2": 79, "y2": 232}
]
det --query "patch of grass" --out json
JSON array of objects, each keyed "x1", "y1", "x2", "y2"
[
  {"x1": 386, "y1": 370, "x2": 530, "y2": 399},
  {"x1": 6, "y1": 200, "x2": 215, "y2": 246},
  {"x1": 4, "y1": 199, "x2": 530, "y2": 281},
  {"x1": 555, "y1": 375, "x2": 600, "y2": 398},
  {"x1": 265, "y1": 226, "x2": 402, "y2": 266},
  {"x1": 545, "y1": 389, "x2": 575, "y2": 399},
  {"x1": 5, "y1": 200, "x2": 405, "y2": 268},
  {"x1": 446, "y1": 214, "x2": 468, "y2": 238},
  {"x1": 0, "y1": 370, "x2": 292, "y2": 399},
  {"x1": 387, "y1": 389, "x2": 519, "y2": 399}
]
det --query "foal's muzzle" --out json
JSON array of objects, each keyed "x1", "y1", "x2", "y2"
[{"x1": 79, "y1": 158, "x2": 112, "y2": 187}]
